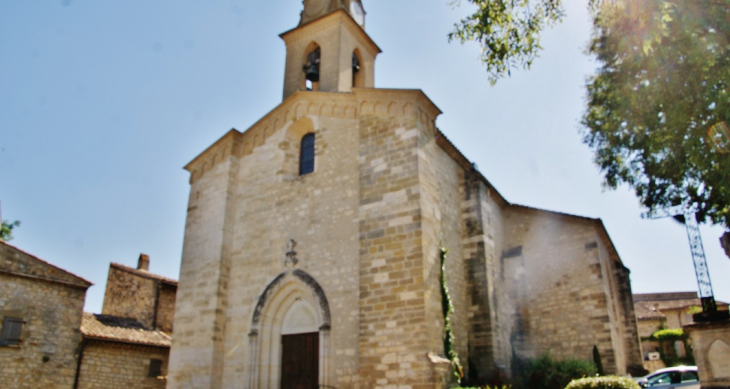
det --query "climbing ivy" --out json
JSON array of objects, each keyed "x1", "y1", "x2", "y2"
[{"x1": 440, "y1": 244, "x2": 464, "y2": 384}]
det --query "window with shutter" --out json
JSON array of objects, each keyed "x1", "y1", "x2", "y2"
[
  {"x1": 299, "y1": 133, "x2": 315, "y2": 175},
  {"x1": 148, "y1": 358, "x2": 163, "y2": 377},
  {"x1": 1, "y1": 317, "x2": 24, "y2": 346}
]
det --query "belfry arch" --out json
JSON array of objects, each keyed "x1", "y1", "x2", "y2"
[{"x1": 247, "y1": 270, "x2": 332, "y2": 388}]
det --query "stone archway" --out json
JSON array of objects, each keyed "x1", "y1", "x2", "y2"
[
  {"x1": 247, "y1": 270, "x2": 331, "y2": 388},
  {"x1": 708, "y1": 339, "x2": 730, "y2": 379}
]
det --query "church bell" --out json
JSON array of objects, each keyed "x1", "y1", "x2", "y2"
[
  {"x1": 304, "y1": 63, "x2": 320, "y2": 82},
  {"x1": 303, "y1": 48, "x2": 321, "y2": 83}
]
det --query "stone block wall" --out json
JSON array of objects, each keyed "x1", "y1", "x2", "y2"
[
  {"x1": 0, "y1": 273, "x2": 87, "y2": 389},
  {"x1": 102, "y1": 264, "x2": 177, "y2": 333},
  {"x1": 170, "y1": 93, "x2": 365, "y2": 388},
  {"x1": 102, "y1": 266, "x2": 157, "y2": 328},
  {"x1": 613, "y1": 259, "x2": 645, "y2": 375},
  {"x1": 169, "y1": 132, "x2": 239, "y2": 389},
  {"x1": 77, "y1": 340, "x2": 168, "y2": 389},
  {"x1": 460, "y1": 173, "x2": 510, "y2": 380},
  {"x1": 502, "y1": 208, "x2": 629, "y2": 374},
  {"x1": 416, "y1": 118, "x2": 470, "y2": 386},
  {"x1": 222, "y1": 109, "x2": 362, "y2": 388},
  {"x1": 686, "y1": 319, "x2": 730, "y2": 389},
  {"x1": 156, "y1": 283, "x2": 177, "y2": 334},
  {"x1": 357, "y1": 110, "x2": 432, "y2": 388}
]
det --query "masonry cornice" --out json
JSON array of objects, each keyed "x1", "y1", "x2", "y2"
[
  {"x1": 508, "y1": 204, "x2": 624, "y2": 266},
  {"x1": 186, "y1": 88, "x2": 452, "y2": 184},
  {"x1": 185, "y1": 92, "x2": 358, "y2": 183},
  {"x1": 280, "y1": 10, "x2": 381, "y2": 57}
]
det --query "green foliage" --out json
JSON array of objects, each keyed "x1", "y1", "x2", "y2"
[
  {"x1": 565, "y1": 376, "x2": 641, "y2": 389},
  {"x1": 452, "y1": 386, "x2": 511, "y2": 389},
  {"x1": 592, "y1": 346, "x2": 604, "y2": 376},
  {"x1": 0, "y1": 220, "x2": 20, "y2": 242},
  {"x1": 583, "y1": 0, "x2": 730, "y2": 228},
  {"x1": 510, "y1": 353, "x2": 597, "y2": 389},
  {"x1": 451, "y1": 0, "x2": 730, "y2": 230},
  {"x1": 448, "y1": 0, "x2": 565, "y2": 84},
  {"x1": 650, "y1": 328, "x2": 695, "y2": 366},
  {"x1": 440, "y1": 244, "x2": 464, "y2": 384},
  {"x1": 651, "y1": 328, "x2": 685, "y2": 341},
  {"x1": 686, "y1": 305, "x2": 703, "y2": 315}
]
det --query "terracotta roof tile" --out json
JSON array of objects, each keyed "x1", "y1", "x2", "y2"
[
  {"x1": 633, "y1": 293, "x2": 729, "y2": 320},
  {"x1": 81, "y1": 313, "x2": 172, "y2": 347},
  {"x1": 635, "y1": 301, "x2": 667, "y2": 321}
]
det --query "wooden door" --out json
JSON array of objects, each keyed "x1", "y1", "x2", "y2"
[{"x1": 281, "y1": 332, "x2": 319, "y2": 389}]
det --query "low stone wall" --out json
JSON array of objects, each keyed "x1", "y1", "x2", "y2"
[
  {"x1": 77, "y1": 340, "x2": 168, "y2": 389},
  {"x1": 685, "y1": 319, "x2": 730, "y2": 389}
]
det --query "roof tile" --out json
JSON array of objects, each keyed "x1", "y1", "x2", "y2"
[{"x1": 81, "y1": 313, "x2": 172, "y2": 347}]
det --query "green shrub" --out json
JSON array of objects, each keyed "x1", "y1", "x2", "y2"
[
  {"x1": 565, "y1": 376, "x2": 640, "y2": 389},
  {"x1": 651, "y1": 328, "x2": 685, "y2": 341},
  {"x1": 451, "y1": 386, "x2": 511, "y2": 389},
  {"x1": 511, "y1": 353, "x2": 597, "y2": 389}
]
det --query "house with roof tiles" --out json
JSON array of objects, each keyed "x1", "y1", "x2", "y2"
[
  {"x1": 0, "y1": 240, "x2": 178, "y2": 388},
  {"x1": 75, "y1": 254, "x2": 177, "y2": 388},
  {"x1": 634, "y1": 292, "x2": 729, "y2": 372},
  {"x1": 0, "y1": 241, "x2": 92, "y2": 388}
]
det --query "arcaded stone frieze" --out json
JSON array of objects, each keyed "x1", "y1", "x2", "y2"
[
  {"x1": 281, "y1": 10, "x2": 381, "y2": 57},
  {"x1": 185, "y1": 89, "x2": 443, "y2": 184}
]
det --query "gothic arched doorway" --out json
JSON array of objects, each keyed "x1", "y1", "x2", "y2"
[{"x1": 247, "y1": 270, "x2": 331, "y2": 388}]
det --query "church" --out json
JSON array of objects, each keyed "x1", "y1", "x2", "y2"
[{"x1": 167, "y1": 1, "x2": 644, "y2": 388}]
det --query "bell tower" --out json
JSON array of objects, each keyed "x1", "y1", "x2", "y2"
[{"x1": 281, "y1": 0, "x2": 380, "y2": 100}]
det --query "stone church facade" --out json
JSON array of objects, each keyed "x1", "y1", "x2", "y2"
[{"x1": 167, "y1": 1, "x2": 644, "y2": 388}]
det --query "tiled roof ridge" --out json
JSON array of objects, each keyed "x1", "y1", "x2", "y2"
[
  {"x1": 0, "y1": 240, "x2": 93, "y2": 287},
  {"x1": 634, "y1": 292, "x2": 698, "y2": 302},
  {"x1": 81, "y1": 312, "x2": 172, "y2": 347},
  {"x1": 110, "y1": 262, "x2": 178, "y2": 285}
]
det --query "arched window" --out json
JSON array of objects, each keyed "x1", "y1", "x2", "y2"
[
  {"x1": 299, "y1": 133, "x2": 315, "y2": 175},
  {"x1": 352, "y1": 50, "x2": 363, "y2": 88},
  {"x1": 302, "y1": 43, "x2": 321, "y2": 91}
]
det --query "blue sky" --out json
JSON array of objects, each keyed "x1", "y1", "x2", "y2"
[{"x1": 1, "y1": 0, "x2": 728, "y2": 313}]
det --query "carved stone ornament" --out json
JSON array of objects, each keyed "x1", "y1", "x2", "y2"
[{"x1": 284, "y1": 239, "x2": 299, "y2": 267}]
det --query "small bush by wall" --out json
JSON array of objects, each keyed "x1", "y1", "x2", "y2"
[
  {"x1": 511, "y1": 353, "x2": 597, "y2": 389},
  {"x1": 452, "y1": 386, "x2": 510, "y2": 389},
  {"x1": 565, "y1": 376, "x2": 641, "y2": 389}
]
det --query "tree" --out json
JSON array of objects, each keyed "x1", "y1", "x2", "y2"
[
  {"x1": 0, "y1": 220, "x2": 20, "y2": 242},
  {"x1": 451, "y1": 0, "x2": 730, "y2": 250},
  {"x1": 582, "y1": 0, "x2": 730, "y2": 229},
  {"x1": 449, "y1": 0, "x2": 567, "y2": 85}
]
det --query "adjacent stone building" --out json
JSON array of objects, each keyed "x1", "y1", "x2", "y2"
[
  {"x1": 0, "y1": 240, "x2": 92, "y2": 389},
  {"x1": 686, "y1": 319, "x2": 730, "y2": 389},
  {"x1": 167, "y1": 1, "x2": 644, "y2": 388},
  {"x1": 77, "y1": 312, "x2": 172, "y2": 388},
  {"x1": 77, "y1": 255, "x2": 177, "y2": 388},
  {"x1": 635, "y1": 292, "x2": 729, "y2": 372},
  {"x1": 101, "y1": 255, "x2": 178, "y2": 334}
]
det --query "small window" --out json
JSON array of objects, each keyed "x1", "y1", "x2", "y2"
[
  {"x1": 299, "y1": 133, "x2": 315, "y2": 175},
  {"x1": 148, "y1": 358, "x2": 163, "y2": 377},
  {"x1": 1, "y1": 317, "x2": 24, "y2": 346}
]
